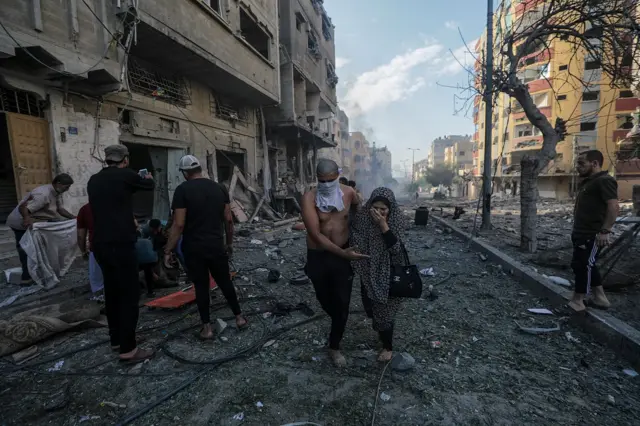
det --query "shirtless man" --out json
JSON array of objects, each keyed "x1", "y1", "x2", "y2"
[{"x1": 302, "y1": 159, "x2": 368, "y2": 367}]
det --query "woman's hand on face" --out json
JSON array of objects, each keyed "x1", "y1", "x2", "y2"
[{"x1": 370, "y1": 208, "x2": 389, "y2": 232}]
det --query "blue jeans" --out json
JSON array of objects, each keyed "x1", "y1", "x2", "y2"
[{"x1": 11, "y1": 228, "x2": 31, "y2": 281}]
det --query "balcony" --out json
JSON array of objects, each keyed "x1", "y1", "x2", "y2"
[
  {"x1": 615, "y1": 97, "x2": 640, "y2": 112},
  {"x1": 123, "y1": 0, "x2": 279, "y2": 104},
  {"x1": 512, "y1": 135, "x2": 543, "y2": 150},
  {"x1": 528, "y1": 79, "x2": 552, "y2": 93}
]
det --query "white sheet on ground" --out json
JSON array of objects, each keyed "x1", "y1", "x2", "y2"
[{"x1": 20, "y1": 220, "x2": 79, "y2": 289}]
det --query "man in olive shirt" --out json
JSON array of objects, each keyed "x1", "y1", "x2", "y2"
[{"x1": 569, "y1": 150, "x2": 618, "y2": 312}]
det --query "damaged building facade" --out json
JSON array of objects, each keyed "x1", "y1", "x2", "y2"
[
  {"x1": 0, "y1": 0, "x2": 280, "y2": 221},
  {"x1": 264, "y1": 0, "x2": 338, "y2": 202}
]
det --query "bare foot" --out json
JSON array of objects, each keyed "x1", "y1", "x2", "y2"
[
  {"x1": 329, "y1": 349, "x2": 346, "y2": 367},
  {"x1": 236, "y1": 315, "x2": 248, "y2": 330},
  {"x1": 567, "y1": 300, "x2": 586, "y2": 312},
  {"x1": 200, "y1": 324, "x2": 214, "y2": 340},
  {"x1": 592, "y1": 288, "x2": 611, "y2": 308},
  {"x1": 119, "y1": 347, "x2": 154, "y2": 363},
  {"x1": 378, "y1": 349, "x2": 393, "y2": 362}
]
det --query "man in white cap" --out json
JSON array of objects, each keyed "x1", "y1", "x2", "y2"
[
  {"x1": 164, "y1": 154, "x2": 247, "y2": 340},
  {"x1": 87, "y1": 144, "x2": 155, "y2": 363}
]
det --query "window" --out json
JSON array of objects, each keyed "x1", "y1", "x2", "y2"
[
  {"x1": 159, "y1": 118, "x2": 179, "y2": 134},
  {"x1": 127, "y1": 57, "x2": 191, "y2": 106},
  {"x1": 295, "y1": 12, "x2": 305, "y2": 31},
  {"x1": 0, "y1": 87, "x2": 45, "y2": 117},
  {"x1": 582, "y1": 91, "x2": 599, "y2": 102},
  {"x1": 239, "y1": 8, "x2": 270, "y2": 60},
  {"x1": 580, "y1": 122, "x2": 597, "y2": 132},
  {"x1": 584, "y1": 60, "x2": 600, "y2": 70},
  {"x1": 618, "y1": 115, "x2": 634, "y2": 130},
  {"x1": 459, "y1": 151, "x2": 465, "y2": 156},
  {"x1": 559, "y1": 65, "x2": 568, "y2": 71},
  {"x1": 202, "y1": 0, "x2": 221, "y2": 14},
  {"x1": 210, "y1": 93, "x2": 249, "y2": 124},
  {"x1": 557, "y1": 95, "x2": 567, "y2": 101},
  {"x1": 308, "y1": 31, "x2": 321, "y2": 59},
  {"x1": 620, "y1": 90, "x2": 634, "y2": 98}
]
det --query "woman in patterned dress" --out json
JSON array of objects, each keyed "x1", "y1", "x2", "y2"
[{"x1": 351, "y1": 187, "x2": 408, "y2": 362}]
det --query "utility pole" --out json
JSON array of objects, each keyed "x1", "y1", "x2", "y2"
[
  {"x1": 481, "y1": 0, "x2": 494, "y2": 230},
  {"x1": 408, "y1": 148, "x2": 420, "y2": 183},
  {"x1": 570, "y1": 135, "x2": 577, "y2": 198}
]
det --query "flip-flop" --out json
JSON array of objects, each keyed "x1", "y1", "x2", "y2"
[
  {"x1": 585, "y1": 300, "x2": 610, "y2": 311},
  {"x1": 118, "y1": 348, "x2": 155, "y2": 365}
]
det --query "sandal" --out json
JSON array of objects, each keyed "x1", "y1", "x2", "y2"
[{"x1": 119, "y1": 348, "x2": 155, "y2": 364}]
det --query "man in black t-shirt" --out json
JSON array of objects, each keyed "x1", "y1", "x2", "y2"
[
  {"x1": 569, "y1": 150, "x2": 618, "y2": 312},
  {"x1": 88, "y1": 144, "x2": 155, "y2": 362},
  {"x1": 164, "y1": 155, "x2": 247, "y2": 340}
]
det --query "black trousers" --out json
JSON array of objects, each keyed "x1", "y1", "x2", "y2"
[
  {"x1": 140, "y1": 263, "x2": 155, "y2": 295},
  {"x1": 306, "y1": 249, "x2": 353, "y2": 350},
  {"x1": 361, "y1": 283, "x2": 393, "y2": 351},
  {"x1": 183, "y1": 250, "x2": 241, "y2": 324},
  {"x1": 11, "y1": 228, "x2": 30, "y2": 281},
  {"x1": 93, "y1": 242, "x2": 140, "y2": 353},
  {"x1": 571, "y1": 237, "x2": 602, "y2": 295}
]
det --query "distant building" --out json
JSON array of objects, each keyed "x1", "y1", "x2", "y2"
[{"x1": 428, "y1": 135, "x2": 471, "y2": 168}]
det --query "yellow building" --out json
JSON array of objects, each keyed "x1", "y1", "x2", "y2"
[{"x1": 472, "y1": 0, "x2": 639, "y2": 199}]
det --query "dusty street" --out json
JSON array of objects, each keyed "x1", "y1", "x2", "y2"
[
  {"x1": 2, "y1": 214, "x2": 640, "y2": 426},
  {"x1": 432, "y1": 196, "x2": 640, "y2": 331}
]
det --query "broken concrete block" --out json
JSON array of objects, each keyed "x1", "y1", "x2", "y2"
[
  {"x1": 215, "y1": 318, "x2": 228, "y2": 334},
  {"x1": 391, "y1": 352, "x2": 415, "y2": 371}
]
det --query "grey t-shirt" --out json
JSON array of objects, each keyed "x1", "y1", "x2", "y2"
[{"x1": 6, "y1": 184, "x2": 63, "y2": 231}]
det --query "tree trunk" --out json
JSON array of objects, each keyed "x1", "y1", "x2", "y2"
[{"x1": 520, "y1": 157, "x2": 538, "y2": 252}]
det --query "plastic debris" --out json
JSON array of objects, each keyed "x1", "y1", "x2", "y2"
[
  {"x1": 544, "y1": 275, "x2": 571, "y2": 287},
  {"x1": 623, "y1": 369, "x2": 638, "y2": 377},
  {"x1": 380, "y1": 392, "x2": 391, "y2": 402},
  {"x1": 565, "y1": 332, "x2": 580, "y2": 343},
  {"x1": 250, "y1": 239, "x2": 263, "y2": 245},
  {"x1": 420, "y1": 267, "x2": 436, "y2": 277},
  {"x1": 528, "y1": 308, "x2": 554, "y2": 315},
  {"x1": 232, "y1": 412, "x2": 245, "y2": 421},
  {"x1": 100, "y1": 401, "x2": 126, "y2": 409},
  {"x1": 516, "y1": 322, "x2": 561, "y2": 335},
  {"x1": 47, "y1": 360, "x2": 65, "y2": 372},
  {"x1": 256, "y1": 401, "x2": 264, "y2": 408}
]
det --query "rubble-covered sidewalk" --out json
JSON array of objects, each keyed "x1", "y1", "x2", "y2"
[
  {"x1": 1, "y1": 218, "x2": 639, "y2": 425},
  {"x1": 434, "y1": 196, "x2": 640, "y2": 331}
]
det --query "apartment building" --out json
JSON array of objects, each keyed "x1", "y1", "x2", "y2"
[
  {"x1": 317, "y1": 108, "x2": 349, "y2": 175},
  {"x1": 472, "y1": 0, "x2": 640, "y2": 200},
  {"x1": 444, "y1": 140, "x2": 473, "y2": 171},
  {"x1": 0, "y1": 0, "x2": 280, "y2": 220},
  {"x1": 349, "y1": 131, "x2": 371, "y2": 180},
  {"x1": 265, "y1": 0, "x2": 337, "y2": 191},
  {"x1": 429, "y1": 135, "x2": 470, "y2": 169},
  {"x1": 413, "y1": 158, "x2": 429, "y2": 182},
  {"x1": 373, "y1": 145, "x2": 392, "y2": 179}
]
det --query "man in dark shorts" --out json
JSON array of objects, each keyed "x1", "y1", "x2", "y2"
[
  {"x1": 569, "y1": 150, "x2": 618, "y2": 312},
  {"x1": 164, "y1": 155, "x2": 247, "y2": 340},
  {"x1": 88, "y1": 144, "x2": 155, "y2": 362},
  {"x1": 301, "y1": 159, "x2": 367, "y2": 366}
]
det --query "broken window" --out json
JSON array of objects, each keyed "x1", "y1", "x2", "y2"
[
  {"x1": 210, "y1": 93, "x2": 249, "y2": 124},
  {"x1": 128, "y1": 57, "x2": 191, "y2": 106},
  {"x1": 0, "y1": 87, "x2": 44, "y2": 117},
  {"x1": 202, "y1": 0, "x2": 221, "y2": 14},
  {"x1": 617, "y1": 114, "x2": 634, "y2": 130},
  {"x1": 239, "y1": 8, "x2": 270, "y2": 60},
  {"x1": 321, "y1": 12, "x2": 332, "y2": 41},
  {"x1": 326, "y1": 61, "x2": 338, "y2": 88},
  {"x1": 159, "y1": 118, "x2": 179, "y2": 134},
  {"x1": 580, "y1": 122, "x2": 597, "y2": 132},
  {"x1": 308, "y1": 31, "x2": 321, "y2": 59},
  {"x1": 619, "y1": 90, "x2": 634, "y2": 98},
  {"x1": 295, "y1": 12, "x2": 305, "y2": 31}
]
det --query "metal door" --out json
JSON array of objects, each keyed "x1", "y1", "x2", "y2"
[{"x1": 6, "y1": 113, "x2": 52, "y2": 198}]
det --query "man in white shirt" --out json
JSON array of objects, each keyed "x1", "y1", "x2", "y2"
[{"x1": 6, "y1": 174, "x2": 75, "y2": 284}]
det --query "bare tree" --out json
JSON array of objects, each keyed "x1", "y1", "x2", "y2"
[{"x1": 458, "y1": 0, "x2": 640, "y2": 252}]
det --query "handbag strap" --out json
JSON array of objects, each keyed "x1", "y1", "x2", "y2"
[{"x1": 398, "y1": 240, "x2": 411, "y2": 266}]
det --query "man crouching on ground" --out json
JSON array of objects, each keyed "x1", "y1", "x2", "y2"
[{"x1": 302, "y1": 159, "x2": 368, "y2": 367}]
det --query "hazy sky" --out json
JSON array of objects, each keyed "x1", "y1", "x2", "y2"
[{"x1": 324, "y1": 0, "x2": 487, "y2": 174}]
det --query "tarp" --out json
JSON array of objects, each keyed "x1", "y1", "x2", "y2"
[{"x1": 20, "y1": 220, "x2": 79, "y2": 289}]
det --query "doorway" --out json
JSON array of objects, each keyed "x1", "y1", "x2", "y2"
[
  {"x1": 123, "y1": 143, "x2": 156, "y2": 219},
  {"x1": 0, "y1": 113, "x2": 17, "y2": 222}
]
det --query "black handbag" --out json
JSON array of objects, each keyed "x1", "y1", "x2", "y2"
[{"x1": 389, "y1": 242, "x2": 423, "y2": 298}]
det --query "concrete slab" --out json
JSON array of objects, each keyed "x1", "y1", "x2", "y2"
[{"x1": 431, "y1": 215, "x2": 640, "y2": 369}]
